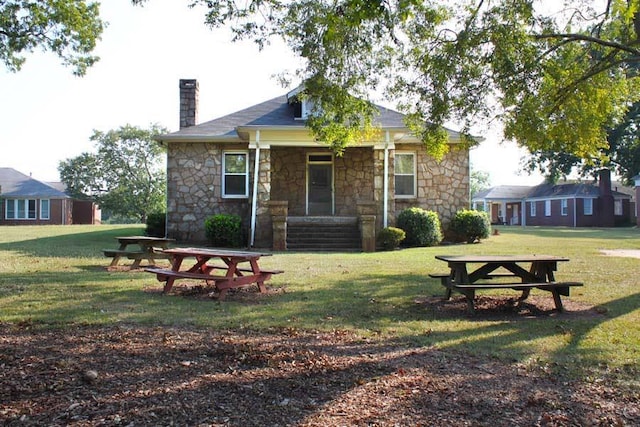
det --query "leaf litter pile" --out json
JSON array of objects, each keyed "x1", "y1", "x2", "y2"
[{"x1": 2, "y1": 317, "x2": 638, "y2": 427}]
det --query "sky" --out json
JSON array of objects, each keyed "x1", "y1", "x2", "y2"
[{"x1": 0, "y1": 0, "x2": 543, "y2": 186}]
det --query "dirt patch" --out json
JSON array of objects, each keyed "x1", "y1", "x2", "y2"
[
  {"x1": 416, "y1": 294, "x2": 605, "y2": 320},
  {"x1": 599, "y1": 249, "x2": 640, "y2": 259},
  {"x1": 142, "y1": 282, "x2": 287, "y2": 302},
  {"x1": 1, "y1": 324, "x2": 637, "y2": 426}
]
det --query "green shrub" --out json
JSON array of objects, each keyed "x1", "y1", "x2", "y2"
[
  {"x1": 377, "y1": 227, "x2": 406, "y2": 250},
  {"x1": 449, "y1": 209, "x2": 491, "y2": 243},
  {"x1": 204, "y1": 214, "x2": 243, "y2": 247},
  {"x1": 396, "y1": 207, "x2": 442, "y2": 247},
  {"x1": 145, "y1": 212, "x2": 166, "y2": 237}
]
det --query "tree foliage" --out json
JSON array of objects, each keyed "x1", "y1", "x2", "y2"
[
  {"x1": 58, "y1": 124, "x2": 167, "y2": 223},
  {"x1": 0, "y1": 0, "x2": 105, "y2": 75},
  {"x1": 470, "y1": 169, "x2": 491, "y2": 199},
  {"x1": 139, "y1": 0, "x2": 640, "y2": 172}
]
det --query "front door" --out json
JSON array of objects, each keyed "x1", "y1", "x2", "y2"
[{"x1": 307, "y1": 158, "x2": 333, "y2": 216}]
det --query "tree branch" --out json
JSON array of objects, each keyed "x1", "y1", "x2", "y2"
[{"x1": 535, "y1": 32, "x2": 640, "y2": 57}]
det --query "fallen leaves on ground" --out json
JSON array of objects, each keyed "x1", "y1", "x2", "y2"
[{"x1": 1, "y1": 321, "x2": 638, "y2": 426}]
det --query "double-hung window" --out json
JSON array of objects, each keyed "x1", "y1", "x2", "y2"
[
  {"x1": 584, "y1": 198, "x2": 593, "y2": 215},
  {"x1": 545, "y1": 200, "x2": 551, "y2": 216},
  {"x1": 561, "y1": 199, "x2": 568, "y2": 216},
  {"x1": 530, "y1": 202, "x2": 536, "y2": 217},
  {"x1": 222, "y1": 151, "x2": 249, "y2": 198},
  {"x1": 5, "y1": 199, "x2": 37, "y2": 220},
  {"x1": 614, "y1": 199, "x2": 623, "y2": 216},
  {"x1": 40, "y1": 199, "x2": 50, "y2": 220},
  {"x1": 394, "y1": 152, "x2": 416, "y2": 198}
]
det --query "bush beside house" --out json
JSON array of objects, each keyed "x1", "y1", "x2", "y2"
[{"x1": 396, "y1": 207, "x2": 443, "y2": 247}]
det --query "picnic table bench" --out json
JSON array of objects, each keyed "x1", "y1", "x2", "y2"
[
  {"x1": 103, "y1": 236, "x2": 174, "y2": 268},
  {"x1": 432, "y1": 254, "x2": 583, "y2": 313},
  {"x1": 145, "y1": 247, "x2": 283, "y2": 299}
]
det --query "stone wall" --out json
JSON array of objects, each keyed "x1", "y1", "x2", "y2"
[
  {"x1": 393, "y1": 144, "x2": 470, "y2": 229},
  {"x1": 166, "y1": 141, "x2": 469, "y2": 248},
  {"x1": 270, "y1": 147, "x2": 375, "y2": 216},
  {"x1": 270, "y1": 148, "x2": 307, "y2": 216},
  {"x1": 166, "y1": 142, "x2": 250, "y2": 244}
]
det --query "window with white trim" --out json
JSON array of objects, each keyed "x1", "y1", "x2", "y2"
[
  {"x1": 561, "y1": 199, "x2": 568, "y2": 216},
  {"x1": 40, "y1": 199, "x2": 50, "y2": 220},
  {"x1": 584, "y1": 198, "x2": 593, "y2": 215},
  {"x1": 530, "y1": 202, "x2": 536, "y2": 217},
  {"x1": 222, "y1": 151, "x2": 249, "y2": 198},
  {"x1": 394, "y1": 152, "x2": 416, "y2": 198},
  {"x1": 545, "y1": 200, "x2": 551, "y2": 216},
  {"x1": 614, "y1": 199, "x2": 623, "y2": 216},
  {"x1": 5, "y1": 199, "x2": 37, "y2": 219}
]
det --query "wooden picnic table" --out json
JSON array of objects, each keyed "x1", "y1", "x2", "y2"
[
  {"x1": 431, "y1": 254, "x2": 583, "y2": 313},
  {"x1": 103, "y1": 236, "x2": 174, "y2": 268},
  {"x1": 145, "y1": 247, "x2": 283, "y2": 299}
]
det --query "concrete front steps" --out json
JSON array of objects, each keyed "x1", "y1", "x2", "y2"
[{"x1": 286, "y1": 217, "x2": 361, "y2": 252}]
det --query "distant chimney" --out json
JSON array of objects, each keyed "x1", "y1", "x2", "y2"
[
  {"x1": 598, "y1": 168, "x2": 612, "y2": 196},
  {"x1": 598, "y1": 169, "x2": 615, "y2": 227},
  {"x1": 179, "y1": 79, "x2": 199, "y2": 129}
]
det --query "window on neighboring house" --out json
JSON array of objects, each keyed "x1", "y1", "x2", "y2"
[
  {"x1": 5, "y1": 199, "x2": 37, "y2": 219},
  {"x1": 614, "y1": 199, "x2": 623, "y2": 216},
  {"x1": 561, "y1": 199, "x2": 568, "y2": 216},
  {"x1": 394, "y1": 152, "x2": 416, "y2": 198},
  {"x1": 584, "y1": 198, "x2": 593, "y2": 215},
  {"x1": 40, "y1": 199, "x2": 50, "y2": 220},
  {"x1": 530, "y1": 202, "x2": 536, "y2": 217},
  {"x1": 222, "y1": 151, "x2": 249, "y2": 198},
  {"x1": 545, "y1": 200, "x2": 551, "y2": 216}
]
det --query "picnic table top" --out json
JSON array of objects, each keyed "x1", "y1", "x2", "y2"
[
  {"x1": 435, "y1": 254, "x2": 570, "y2": 263},
  {"x1": 162, "y1": 247, "x2": 272, "y2": 258},
  {"x1": 117, "y1": 236, "x2": 175, "y2": 243}
]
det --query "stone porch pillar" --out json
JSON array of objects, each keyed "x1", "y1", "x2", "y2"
[
  {"x1": 358, "y1": 200, "x2": 377, "y2": 252},
  {"x1": 269, "y1": 201, "x2": 288, "y2": 251},
  {"x1": 359, "y1": 215, "x2": 376, "y2": 252}
]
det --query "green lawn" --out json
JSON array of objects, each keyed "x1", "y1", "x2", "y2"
[{"x1": 0, "y1": 224, "x2": 638, "y2": 384}]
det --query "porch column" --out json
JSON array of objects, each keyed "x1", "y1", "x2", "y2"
[
  {"x1": 357, "y1": 201, "x2": 377, "y2": 252},
  {"x1": 269, "y1": 201, "x2": 288, "y2": 251},
  {"x1": 501, "y1": 202, "x2": 507, "y2": 225},
  {"x1": 634, "y1": 175, "x2": 640, "y2": 227},
  {"x1": 251, "y1": 146, "x2": 272, "y2": 248},
  {"x1": 360, "y1": 215, "x2": 376, "y2": 252}
]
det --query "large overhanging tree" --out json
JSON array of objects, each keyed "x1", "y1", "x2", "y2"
[
  {"x1": 0, "y1": 0, "x2": 104, "y2": 76},
  {"x1": 133, "y1": 0, "x2": 640, "y2": 179}
]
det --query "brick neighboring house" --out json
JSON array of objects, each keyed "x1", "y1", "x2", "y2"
[
  {"x1": 156, "y1": 80, "x2": 474, "y2": 251},
  {"x1": 0, "y1": 168, "x2": 100, "y2": 225},
  {"x1": 472, "y1": 169, "x2": 634, "y2": 227}
]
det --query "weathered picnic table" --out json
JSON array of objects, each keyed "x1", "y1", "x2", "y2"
[
  {"x1": 145, "y1": 247, "x2": 283, "y2": 299},
  {"x1": 431, "y1": 254, "x2": 583, "y2": 313},
  {"x1": 103, "y1": 236, "x2": 174, "y2": 268}
]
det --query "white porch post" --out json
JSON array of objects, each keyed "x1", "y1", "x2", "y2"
[
  {"x1": 249, "y1": 130, "x2": 261, "y2": 247},
  {"x1": 383, "y1": 131, "x2": 390, "y2": 228}
]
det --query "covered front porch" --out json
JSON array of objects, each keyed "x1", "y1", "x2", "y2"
[{"x1": 471, "y1": 186, "x2": 531, "y2": 226}]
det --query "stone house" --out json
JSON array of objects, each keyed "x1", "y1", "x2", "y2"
[{"x1": 156, "y1": 80, "x2": 472, "y2": 251}]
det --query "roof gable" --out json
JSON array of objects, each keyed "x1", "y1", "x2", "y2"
[
  {"x1": 0, "y1": 168, "x2": 69, "y2": 199},
  {"x1": 157, "y1": 91, "x2": 459, "y2": 143}
]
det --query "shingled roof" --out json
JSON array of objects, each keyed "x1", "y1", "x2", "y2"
[
  {"x1": 157, "y1": 92, "x2": 464, "y2": 143},
  {"x1": 0, "y1": 168, "x2": 69, "y2": 199}
]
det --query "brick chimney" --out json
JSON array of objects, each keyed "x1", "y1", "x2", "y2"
[
  {"x1": 598, "y1": 169, "x2": 615, "y2": 227},
  {"x1": 179, "y1": 79, "x2": 199, "y2": 129}
]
